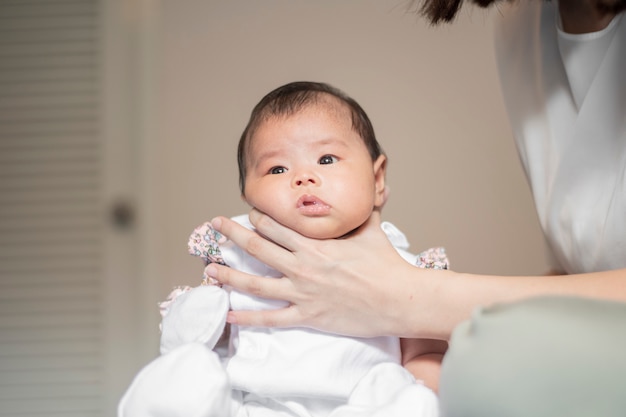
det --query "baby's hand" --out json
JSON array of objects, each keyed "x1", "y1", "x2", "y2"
[
  {"x1": 160, "y1": 286, "x2": 229, "y2": 354},
  {"x1": 158, "y1": 285, "x2": 193, "y2": 319}
]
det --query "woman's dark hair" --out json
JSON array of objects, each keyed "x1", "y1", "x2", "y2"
[
  {"x1": 414, "y1": 0, "x2": 626, "y2": 24},
  {"x1": 238, "y1": 81, "x2": 384, "y2": 194},
  {"x1": 410, "y1": 0, "x2": 509, "y2": 25}
]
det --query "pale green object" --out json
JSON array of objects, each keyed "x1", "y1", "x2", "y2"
[{"x1": 440, "y1": 296, "x2": 626, "y2": 417}]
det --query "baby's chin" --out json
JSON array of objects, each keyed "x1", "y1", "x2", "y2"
[
  {"x1": 291, "y1": 223, "x2": 358, "y2": 240},
  {"x1": 299, "y1": 231, "x2": 342, "y2": 240}
]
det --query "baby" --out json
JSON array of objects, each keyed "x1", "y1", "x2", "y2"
[{"x1": 119, "y1": 81, "x2": 448, "y2": 417}]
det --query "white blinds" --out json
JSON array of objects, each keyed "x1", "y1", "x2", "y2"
[{"x1": 0, "y1": 1, "x2": 104, "y2": 416}]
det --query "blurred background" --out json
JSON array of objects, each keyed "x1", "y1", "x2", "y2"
[{"x1": 0, "y1": 0, "x2": 548, "y2": 415}]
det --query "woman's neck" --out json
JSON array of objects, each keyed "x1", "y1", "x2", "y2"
[{"x1": 558, "y1": 0, "x2": 618, "y2": 33}]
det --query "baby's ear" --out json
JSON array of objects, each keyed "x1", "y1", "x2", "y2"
[
  {"x1": 378, "y1": 185, "x2": 390, "y2": 208},
  {"x1": 373, "y1": 155, "x2": 387, "y2": 208}
]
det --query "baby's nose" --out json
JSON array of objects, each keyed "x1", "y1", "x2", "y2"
[{"x1": 293, "y1": 172, "x2": 318, "y2": 186}]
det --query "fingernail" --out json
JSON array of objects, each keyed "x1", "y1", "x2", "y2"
[
  {"x1": 226, "y1": 312, "x2": 237, "y2": 324},
  {"x1": 210, "y1": 217, "x2": 222, "y2": 230},
  {"x1": 204, "y1": 264, "x2": 218, "y2": 278}
]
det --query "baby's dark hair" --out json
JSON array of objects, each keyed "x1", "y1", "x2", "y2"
[{"x1": 238, "y1": 81, "x2": 384, "y2": 194}]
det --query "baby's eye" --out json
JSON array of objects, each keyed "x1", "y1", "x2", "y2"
[
  {"x1": 270, "y1": 166, "x2": 287, "y2": 175},
  {"x1": 319, "y1": 155, "x2": 338, "y2": 165}
]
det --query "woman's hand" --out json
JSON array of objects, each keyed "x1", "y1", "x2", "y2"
[{"x1": 207, "y1": 209, "x2": 432, "y2": 338}]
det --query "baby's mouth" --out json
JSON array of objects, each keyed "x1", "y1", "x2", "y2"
[{"x1": 297, "y1": 195, "x2": 331, "y2": 215}]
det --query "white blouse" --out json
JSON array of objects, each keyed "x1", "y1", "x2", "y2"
[{"x1": 494, "y1": 3, "x2": 626, "y2": 274}]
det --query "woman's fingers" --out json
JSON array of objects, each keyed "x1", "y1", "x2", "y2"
[
  {"x1": 227, "y1": 305, "x2": 302, "y2": 328},
  {"x1": 210, "y1": 215, "x2": 298, "y2": 275},
  {"x1": 204, "y1": 263, "x2": 307, "y2": 329},
  {"x1": 204, "y1": 262, "x2": 291, "y2": 302},
  {"x1": 248, "y1": 208, "x2": 307, "y2": 252}
]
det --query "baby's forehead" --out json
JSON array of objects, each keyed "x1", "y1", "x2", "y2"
[
  {"x1": 308, "y1": 93, "x2": 350, "y2": 116},
  {"x1": 243, "y1": 93, "x2": 358, "y2": 162},
  {"x1": 264, "y1": 94, "x2": 351, "y2": 125}
]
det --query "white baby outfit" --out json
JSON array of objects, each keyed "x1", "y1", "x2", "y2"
[{"x1": 119, "y1": 215, "x2": 444, "y2": 417}]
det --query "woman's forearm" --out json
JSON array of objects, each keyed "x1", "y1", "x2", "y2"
[{"x1": 414, "y1": 268, "x2": 626, "y2": 340}]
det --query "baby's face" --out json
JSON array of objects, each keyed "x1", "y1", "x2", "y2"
[{"x1": 242, "y1": 101, "x2": 386, "y2": 239}]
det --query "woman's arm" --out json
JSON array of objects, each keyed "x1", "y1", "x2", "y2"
[{"x1": 207, "y1": 209, "x2": 626, "y2": 340}]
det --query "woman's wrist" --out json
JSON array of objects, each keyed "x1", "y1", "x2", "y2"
[{"x1": 385, "y1": 264, "x2": 460, "y2": 340}]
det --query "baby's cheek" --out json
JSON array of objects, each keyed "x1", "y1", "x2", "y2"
[{"x1": 249, "y1": 197, "x2": 289, "y2": 224}]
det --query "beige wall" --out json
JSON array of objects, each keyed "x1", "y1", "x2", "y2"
[{"x1": 142, "y1": 0, "x2": 549, "y2": 300}]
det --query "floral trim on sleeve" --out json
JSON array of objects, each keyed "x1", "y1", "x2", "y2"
[
  {"x1": 158, "y1": 221, "x2": 230, "y2": 324},
  {"x1": 415, "y1": 247, "x2": 449, "y2": 270},
  {"x1": 188, "y1": 222, "x2": 229, "y2": 285}
]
